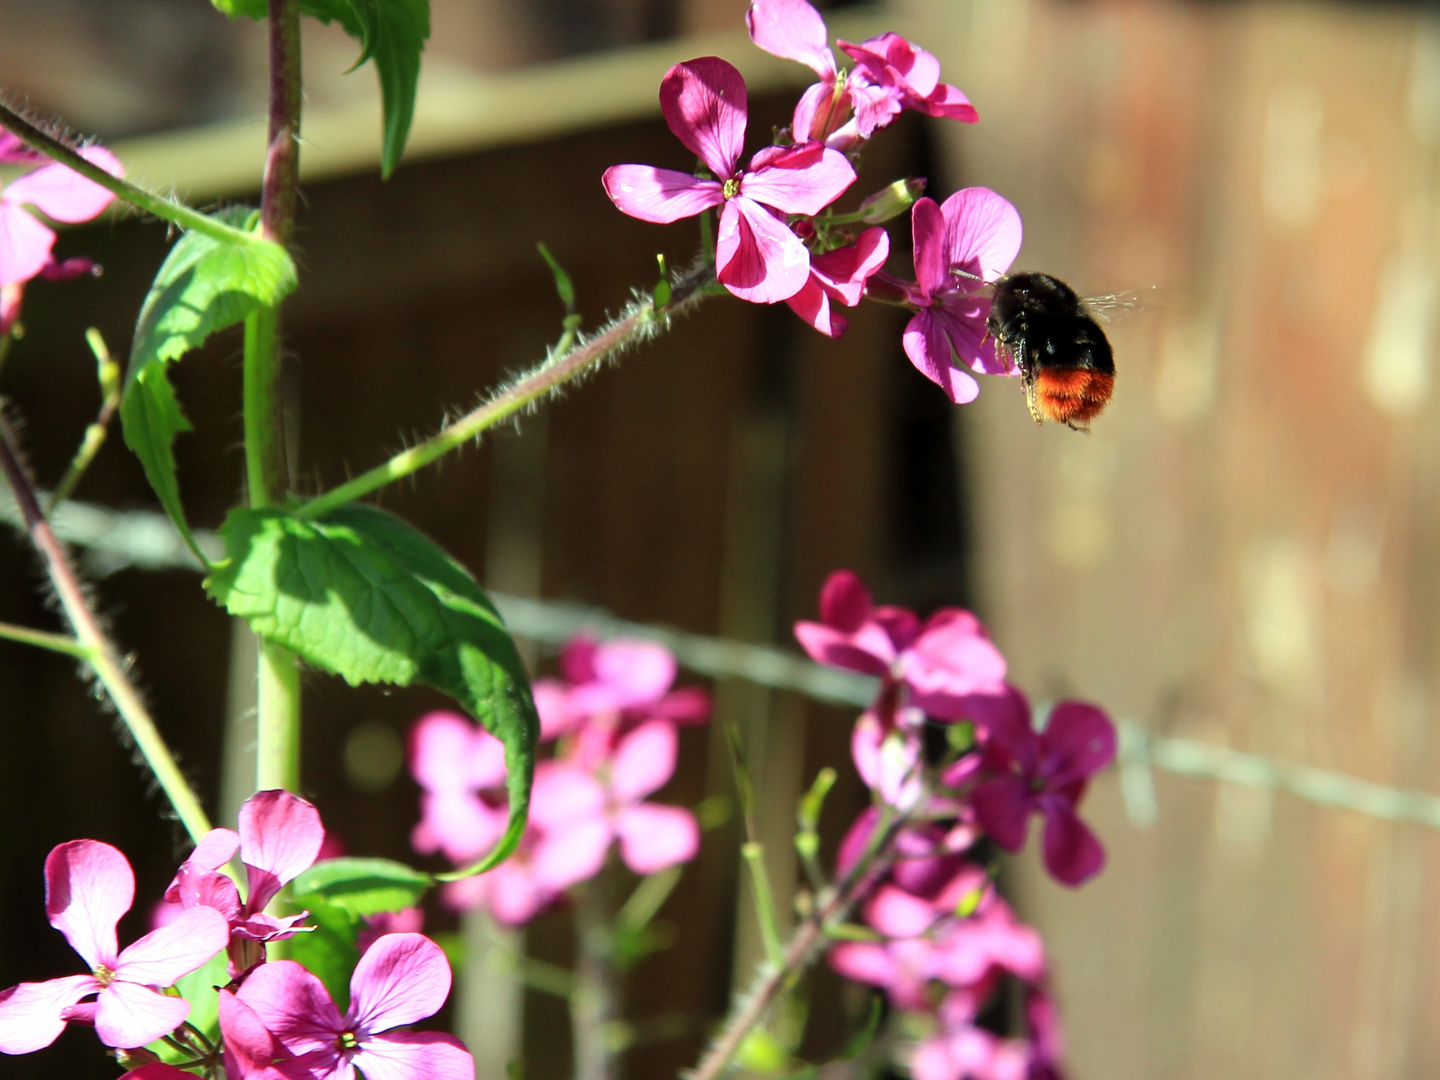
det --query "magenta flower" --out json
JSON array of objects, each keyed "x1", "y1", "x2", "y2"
[
  {"x1": 218, "y1": 990, "x2": 314, "y2": 1080},
  {"x1": 237, "y1": 933, "x2": 473, "y2": 1080},
  {"x1": 357, "y1": 907, "x2": 425, "y2": 956},
  {"x1": 163, "y1": 789, "x2": 325, "y2": 972},
  {"x1": 785, "y1": 226, "x2": 890, "y2": 338},
  {"x1": 0, "y1": 840, "x2": 229, "y2": 1053},
  {"x1": 408, "y1": 712, "x2": 509, "y2": 864},
  {"x1": 0, "y1": 142, "x2": 121, "y2": 290},
  {"x1": 794, "y1": 570, "x2": 1008, "y2": 722},
  {"x1": 602, "y1": 56, "x2": 856, "y2": 304},
  {"x1": 747, "y1": 0, "x2": 976, "y2": 147},
  {"x1": 882, "y1": 188, "x2": 1022, "y2": 403},
  {"x1": 534, "y1": 635, "x2": 709, "y2": 748},
  {"x1": 910, "y1": 1025, "x2": 1030, "y2": 1080},
  {"x1": 969, "y1": 690, "x2": 1116, "y2": 886}
]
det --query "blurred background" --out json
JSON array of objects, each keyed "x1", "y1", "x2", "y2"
[{"x1": 1, "y1": 0, "x2": 1439, "y2": 1078}]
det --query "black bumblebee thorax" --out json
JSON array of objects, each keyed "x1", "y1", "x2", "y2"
[{"x1": 987, "y1": 272, "x2": 1115, "y2": 380}]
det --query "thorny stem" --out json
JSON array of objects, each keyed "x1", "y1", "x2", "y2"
[
  {"x1": 0, "y1": 409, "x2": 212, "y2": 843},
  {"x1": 0, "y1": 101, "x2": 263, "y2": 247},
  {"x1": 685, "y1": 804, "x2": 913, "y2": 1080},
  {"x1": 248, "y1": 0, "x2": 303, "y2": 799},
  {"x1": 296, "y1": 264, "x2": 719, "y2": 520}
]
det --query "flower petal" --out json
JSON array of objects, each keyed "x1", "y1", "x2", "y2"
[
  {"x1": 970, "y1": 777, "x2": 1031, "y2": 853},
  {"x1": 940, "y1": 187, "x2": 1022, "y2": 284},
  {"x1": 114, "y1": 905, "x2": 229, "y2": 986},
  {"x1": 237, "y1": 960, "x2": 345, "y2": 1054},
  {"x1": 350, "y1": 933, "x2": 450, "y2": 1033},
  {"x1": 4, "y1": 147, "x2": 121, "y2": 223},
  {"x1": 0, "y1": 201, "x2": 57, "y2": 288},
  {"x1": 188, "y1": 828, "x2": 243, "y2": 874},
  {"x1": 717, "y1": 198, "x2": 811, "y2": 303},
  {"x1": 791, "y1": 80, "x2": 843, "y2": 144},
  {"x1": 902, "y1": 310, "x2": 980, "y2": 404},
  {"x1": 741, "y1": 142, "x2": 855, "y2": 216},
  {"x1": 969, "y1": 687, "x2": 1039, "y2": 770},
  {"x1": 864, "y1": 884, "x2": 937, "y2": 938},
  {"x1": 530, "y1": 762, "x2": 607, "y2": 829},
  {"x1": 610, "y1": 720, "x2": 679, "y2": 803},
  {"x1": 615, "y1": 803, "x2": 699, "y2": 873},
  {"x1": 45, "y1": 840, "x2": 133, "y2": 969},
  {"x1": 355, "y1": 1031, "x2": 474, "y2": 1080},
  {"x1": 818, "y1": 569, "x2": 871, "y2": 630},
  {"x1": 0, "y1": 975, "x2": 97, "y2": 1054},
  {"x1": 910, "y1": 196, "x2": 946, "y2": 297},
  {"x1": 914, "y1": 82, "x2": 978, "y2": 123},
  {"x1": 659, "y1": 57, "x2": 747, "y2": 179},
  {"x1": 784, "y1": 274, "x2": 845, "y2": 338},
  {"x1": 1039, "y1": 798, "x2": 1106, "y2": 886},
  {"x1": 746, "y1": 0, "x2": 836, "y2": 78},
  {"x1": 827, "y1": 942, "x2": 896, "y2": 987},
  {"x1": 792, "y1": 620, "x2": 891, "y2": 675},
  {"x1": 1042, "y1": 701, "x2": 1116, "y2": 789},
  {"x1": 219, "y1": 989, "x2": 286, "y2": 1076},
  {"x1": 531, "y1": 818, "x2": 612, "y2": 891},
  {"x1": 602, "y1": 165, "x2": 723, "y2": 224},
  {"x1": 412, "y1": 791, "x2": 508, "y2": 864},
  {"x1": 578, "y1": 638, "x2": 678, "y2": 712},
  {"x1": 931, "y1": 296, "x2": 1009, "y2": 376},
  {"x1": 809, "y1": 227, "x2": 890, "y2": 307},
  {"x1": 240, "y1": 790, "x2": 324, "y2": 912},
  {"x1": 409, "y1": 712, "x2": 481, "y2": 793},
  {"x1": 94, "y1": 980, "x2": 190, "y2": 1049}
]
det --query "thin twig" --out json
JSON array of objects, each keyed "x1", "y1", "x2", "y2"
[
  {"x1": 296, "y1": 265, "x2": 719, "y2": 520},
  {"x1": 0, "y1": 407, "x2": 212, "y2": 843},
  {"x1": 0, "y1": 100, "x2": 262, "y2": 247},
  {"x1": 47, "y1": 329, "x2": 121, "y2": 514},
  {"x1": 0, "y1": 619, "x2": 90, "y2": 658}
]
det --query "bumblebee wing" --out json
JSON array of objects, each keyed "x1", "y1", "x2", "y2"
[{"x1": 1081, "y1": 286, "x2": 1153, "y2": 323}]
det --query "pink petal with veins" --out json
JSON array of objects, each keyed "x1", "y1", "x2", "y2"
[
  {"x1": 237, "y1": 960, "x2": 344, "y2": 1055},
  {"x1": 602, "y1": 165, "x2": 724, "y2": 224},
  {"x1": 350, "y1": 933, "x2": 451, "y2": 1033},
  {"x1": 113, "y1": 905, "x2": 228, "y2": 986},
  {"x1": 717, "y1": 197, "x2": 811, "y2": 303},
  {"x1": 915, "y1": 82, "x2": 978, "y2": 123},
  {"x1": 3, "y1": 147, "x2": 121, "y2": 223},
  {"x1": 940, "y1": 187, "x2": 1022, "y2": 284},
  {"x1": 902, "y1": 310, "x2": 980, "y2": 404},
  {"x1": 94, "y1": 979, "x2": 190, "y2": 1049},
  {"x1": 746, "y1": 0, "x2": 835, "y2": 77},
  {"x1": 741, "y1": 142, "x2": 855, "y2": 216},
  {"x1": 615, "y1": 803, "x2": 698, "y2": 873},
  {"x1": 910, "y1": 197, "x2": 947, "y2": 298},
  {"x1": 45, "y1": 840, "x2": 132, "y2": 969},
  {"x1": 659, "y1": 57, "x2": 747, "y2": 179},
  {"x1": 355, "y1": 1031, "x2": 475, "y2": 1080},
  {"x1": 809, "y1": 227, "x2": 890, "y2": 306},
  {"x1": 0, "y1": 975, "x2": 97, "y2": 1054},
  {"x1": 784, "y1": 276, "x2": 844, "y2": 338}
]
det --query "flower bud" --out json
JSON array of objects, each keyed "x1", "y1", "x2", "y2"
[{"x1": 859, "y1": 177, "x2": 926, "y2": 224}]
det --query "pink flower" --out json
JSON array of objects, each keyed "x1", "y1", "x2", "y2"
[
  {"x1": 0, "y1": 840, "x2": 229, "y2": 1053},
  {"x1": 357, "y1": 908, "x2": 425, "y2": 956},
  {"x1": 162, "y1": 790, "x2": 325, "y2": 973},
  {"x1": 747, "y1": 0, "x2": 976, "y2": 147},
  {"x1": 534, "y1": 636, "x2": 709, "y2": 750},
  {"x1": 409, "y1": 712, "x2": 510, "y2": 864},
  {"x1": 237, "y1": 933, "x2": 473, "y2": 1080},
  {"x1": 0, "y1": 143, "x2": 121, "y2": 290},
  {"x1": 218, "y1": 990, "x2": 313, "y2": 1080},
  {"x1": 794, "y1": 570, "x2": 1008, "y2": 722},
  {"x1": 602, "y1": 56, "x2": 856, "y2": 304},
  {"x1": 784, "y1": 226, "x2": 890, "y2": 338},
  {"x1": 969, "y1": 691, "x2": 1115, "y2": 887},
  {"x1": 911, "y1": 1026, "x2": 1030, "y2": 1080},
  {"x1": 887, "y1": 188, "x2": 1023, "y2": 404}
]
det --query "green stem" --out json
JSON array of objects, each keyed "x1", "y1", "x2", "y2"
[
  {"x1": 0, "y1": 619, "x2": 91, "y2": 658},
  {"x1": 0, "y1": 411, "x2": 212, "y2": 843},
  {"x1": 48, "y1": 333, "x2": 120, "y2": 514},
  {"x1": 296, "y1": 265, "x2": 717, "y2": 520},
  {"x1": 0, "y1": 102, "x2": 263, "y2": 247},
  {"x1": 247, "y1": 0, "x2": 304, "y2": 799},
  {"x1": 741, "y1": 842, "x2": 785, "y2": 967}
]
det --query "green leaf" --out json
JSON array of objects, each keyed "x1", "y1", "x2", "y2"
[
  {"x1": 293, "y1": 856, "x2": 432, "y2": 916},
  {"x1": 287, "y1": 895, "x2": 361, "y2": 1011},
  {"x1": 205, "y1": 504, "x2": 539, "y2": 871},
  {"x1": 122, "y1": 207, "x2": 297, "y2": 562}
]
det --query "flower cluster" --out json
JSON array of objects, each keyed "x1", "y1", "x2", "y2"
[
  {"x1": 0, "y1": 132, "x2": 121, "y2": 336},
  {"x1": 410, "y1": 635, "x2": 710, "y2": 925},
  {"x1": 798, "y1": 571, "x2": 1115, "y2": 1079},
  {"x1": 601, "y1": 0, "x2": 1028, "y2": 403},
  {"x1": 0, "y1": 791, "x2": 473, "y2": 1080}
]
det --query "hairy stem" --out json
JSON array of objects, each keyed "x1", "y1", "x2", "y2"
[
  {"x1": 247, "y1": 0, "x2": 303, "y2": 797},
  {"x1": 573, "y1": 882, "x2": 617, "y2": 1080},
  {"x1": 0, "y1": 410, "x2": 212, "y2": 842},
  {"x1": 296, "y1": 265, "x2": 719, "y2": 520},
  {"x1": 0, "y1": 619, "x2": 90, "y2": 658},
  {"x1": 686, "y1": 806, "x2": 910, "y2": 1080},
  {"x1": 0, "y1": 101, "x2": 263, "y2": 246}
]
